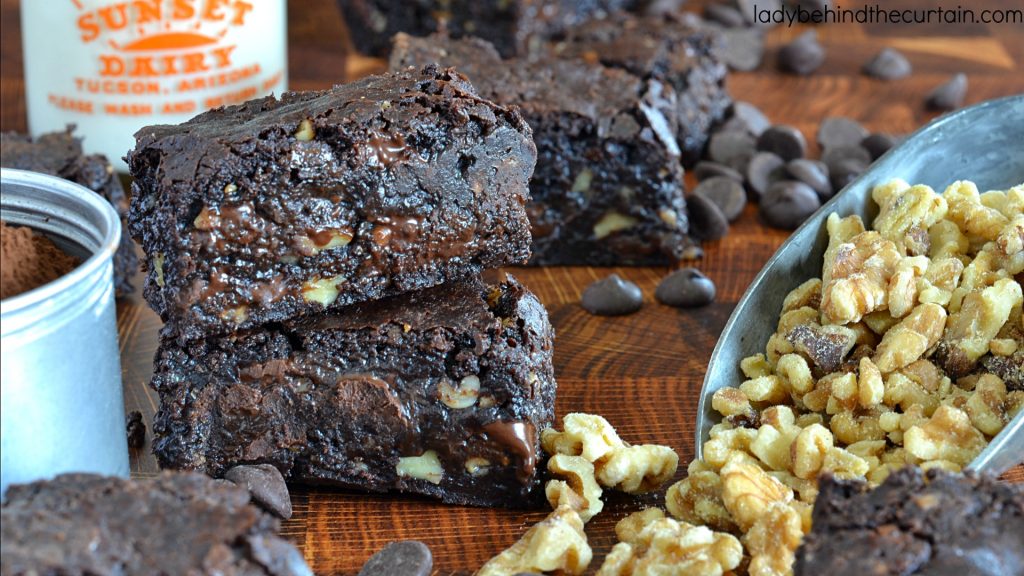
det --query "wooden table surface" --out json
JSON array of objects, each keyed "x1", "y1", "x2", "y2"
[{"x1": 2, "y1": 0, "x2": 1022, "y2": 574}]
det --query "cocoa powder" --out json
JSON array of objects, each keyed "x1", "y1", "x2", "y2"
[{"x1": 1, "y1": 220, "x2": 81, "y2": 300}]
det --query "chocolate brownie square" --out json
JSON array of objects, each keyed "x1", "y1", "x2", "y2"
[
  {"x1": 795, "y1": 468, "x2": 1024, "y2": 576},
  {"x1": 553, "y1": 12, "x2": 731, "y2": 165},
  {"x1": 1, "y1": 128, "x2": 138, "y2": 297},
  {"x1": 151, "y1": 275, "x2": 555, "y2": 508},
  {"x1": 390, "y1": 34, "x2": 689, "y2": 265},
  {"x1": 1, "y1": 472, "x2": 311, "y2": 575},
  {"x1": 128, "y1": 65, "x2": 535, "y2": 342},
  {"x1": 338, "y1": 0, "x2": 631, "y2": 57}
]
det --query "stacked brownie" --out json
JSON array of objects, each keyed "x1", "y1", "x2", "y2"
[
  {"x1": 127, "y1": 65, "x2": 557, "y2": 508},
  {"x1": 391, "y1": 32, "x2": 714, "y2": 265}
]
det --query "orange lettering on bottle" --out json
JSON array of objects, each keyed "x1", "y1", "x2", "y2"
[
  {"x1": 181, "y1": 52, "x2": 210, "y2": 73},
  {"x1": 230, "y1": 1, "x2": 253, "y2": 25},
  {"x1": 134, "y1": 0, "x2": 162, "y2": 24},
  {"x1": 172, "y1": 0, "x2": 196, "y2": 19},
  {"x1": 97, "y1": 4, "x2": 129, "y2": 32},
  {"x1": 210, "y1": 45, "x2": 235, "y2": 68},
  {"x1": 78, "y1": 13, "x2": 101, "y2": 42},
  {"x1": 202, "y1": 0, "x2": 229, "y2": 20},
  {"x1": 99, "y1": 55, "x2": 124, "y2": 76}
]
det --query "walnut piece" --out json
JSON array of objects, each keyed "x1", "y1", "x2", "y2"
[
  {"x1": 476, "y1": 506, "x2": 592, "y2": 576},
  {"x1": 596, "y1": 444, "x2": 679, "y2": 494},
  {"x1": 720, "y1": 455, "x2": 793, "y2": 532},
  {"x1": 873, "y1": 303, "x2": 947, "y2": 372},
  {"x1": 542, "y1": 413, "x2": 623, "y2": 462},
  {"x1": 596, "y1": 514, "x2": 742, "y2": 576},
  {"x1": 821, "y1": 231, "x2": 902, "y2": 324},
  {"x1": 935, "y1": 278, "x2": 1023, "y2": 377},
  {"x1": 904, "y1": 405, "x2": 987, "y2": 467},
  {"x1": 546, "y1": 454, "x2": 603, "y2": 522},
  {"x1": 872, "y1": 183, "x2": 948, "y2": 256},
  {"x1": 744, "y1": 502, "x2": 805, "y2": 576}
]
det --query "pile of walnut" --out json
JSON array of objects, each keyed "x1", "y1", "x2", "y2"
[{"x1": 476, "y1": 180, "x2": 1022, "y2": 576}]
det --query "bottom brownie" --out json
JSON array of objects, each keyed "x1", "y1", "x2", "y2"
[
  {"x1": 0, "y1": 472, "x2": 311, "y2": 575},
  {"x1": 153, "y1": 275, "x2": 556, "y2": 508},
  {"x1": 794, "y1": 467, "x2": 1024, "y2": 576}
]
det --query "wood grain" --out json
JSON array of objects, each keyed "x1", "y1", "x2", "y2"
[{"x1": 2, "y1": 0, "x2": 1022, "y2": 573}]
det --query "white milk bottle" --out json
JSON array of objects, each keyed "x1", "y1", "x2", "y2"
[{"x1": 20, "y1": 0, "x2": 288, "y2": 170}]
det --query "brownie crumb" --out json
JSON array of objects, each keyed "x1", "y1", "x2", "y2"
[
  {"x1": 0, "y1": 220, "x2": 80, "y2": 300},
  {"x1": 126, "y1": 411, "x2": 146, "y2": 449}
]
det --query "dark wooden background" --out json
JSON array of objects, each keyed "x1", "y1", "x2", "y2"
[{"x1": 2, "y1": 0, "x2": 1022, "y2": 574}]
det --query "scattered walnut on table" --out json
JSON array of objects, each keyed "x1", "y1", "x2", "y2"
[
  {"x1": 476, "y1": 505, "x2": 592, "y2": 576},
  {"x1": 596, "y1": 511, "x2": 742, "y2": 576}
]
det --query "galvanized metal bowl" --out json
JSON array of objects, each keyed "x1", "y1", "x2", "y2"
[
  {"x1": 696, "y1": 95, "x2": 1024, "y2": 475},
  {"x1": 1, "y1": 168, "x2": 128, "y2": 497}
]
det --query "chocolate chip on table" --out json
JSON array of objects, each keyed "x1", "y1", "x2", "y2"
[
  {"x1": 760, "y1": 180, "x2": 821, "y2": 229},
  {"x1": 861, "y1": 133, "x2": 900, "y2": 160},
  {"x1": 746, "y1": 151, "x2": 787, "y2": 200},
  {"x1": 224, "y1": 464, "x2": 293, "y2": 520},
  {"x1": 704, "y1": 3, "x2": 747, "y2": 28},
  {"x1": 126, "y1": 411, "x2": 145, "y2": 449},
  {"x1": 926, "y1": 73, "x2": 968, "y2": 111},
  {"x1": 757, "y1": 125, "x2": 806, "y2": 161},
  {"x1": 720, "y1": 28, "x2": 765, "y2": 72},
  {"x1": 709, "y1": 130, "x2": 757, "y2": 169},
  {"x1": 694, "y1": 161, "x2": 744, "y2": 183},
  {"x1": 695, "y1": 176, "x2": 747, "y2": 222},
  {"x1": 820, "y1": 144, "x2": 872, "y2": 173},
  {"x1": 358, "y1": 541, "x2": 433, "y2": 576},
  {"x1": 829, "y1": 157, "x2": 870, "y2": 191},
  {"x1": 687, "y1": 193, "x2": 730, "y2": 241},
  {"x1": 816, "y1": 117, "x2": 869, "y2": 151},
  {"x1": 581, "y1": 274, "x2": 644, "y2": 316},
  {"x1": 778, "y1": 30, "x2": 825, "y2": 75},
  {"x1": 786, "y1": 158, "x2": 832, "y2": 200},
  {"x1": 862, "y1": 47, "x2": 912, "y2": 80},
  {"x1": 729, "y1": 101, "x2": 772, "y2": 137},
  {"x1": 656, "y1": 268, "x2": 717, "y2": 308}
]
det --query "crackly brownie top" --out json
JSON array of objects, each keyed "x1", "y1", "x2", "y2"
[
  {"x1": 1, "y1": 472, "x2": 311, "y2": 576},
  {"x1": 1, "y1": 128, "x2": 127, "y2": 214},
  {"x1": 128, "y1": 64, "x2": 531, "y2": 190},
  {"x1": 795, "y1": 467, "x2": 1024, "y2": 576},
  {"x1": 390, "y1": 33, "x2": 678, "y2": 132},
  {"x1": 554, "y1": 11, "x2": 724, "y2": 83}
]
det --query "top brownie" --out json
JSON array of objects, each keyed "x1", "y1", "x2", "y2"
[
  {"x1": 1, "y1": 128, "x2": 138, "y2": 297},
  {"x1": 795, "y1": 468, "x2": 1024, "y2": 576},
  {"x1": 554, "y1": 12, "x2": 730, "y2": 165},
  {"x1": 128, "y1": 65, "x2": 536, "y2": 342},
  {"x1": 1, "y1": 472, "x2": 311, "y2": 575},
  {"x1": 338, "y1": 0, "x2": 633, "y2": 57}
]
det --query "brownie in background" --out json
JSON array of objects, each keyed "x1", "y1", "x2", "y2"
[
  {"x1": 1, "y1": 129, "x2": 138, "y2": 297},
  {"x1": 338, "y1": 0, "x2": 633, "y2": 57},
  {"x1": 391, "y1": 34, "x2": 690, "y2": 265},
  {"x1": 151, "y1": 276, "x2": 556, "y2": 508},
  {"x1": 554, "y1": 11, "x2": 731, "y2": 165},
  {"x1": 128, "y1": 65, "x2": 536, "y2": 342}
]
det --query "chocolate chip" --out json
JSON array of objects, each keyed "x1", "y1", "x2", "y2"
[
  {"x1": 786, "y1": 159, "x2": 832, "y2": 200},
  {"x1": 757, "y1": 125, "x2": 806, "y2": 161},
  {"x1": 358, "y1": 541, "x2": 433, "y2": 576},
  {"x1": 656, "y1": 268, "x2": 716, "y2": 308},
  {"x1": 225, "y1": 464, "x2": 293, "y2": 520},
  {"x1": 829, "y1": 157, "x2": 869, "y2": 191},
  {"x1": 817, "y1": 117, "x2": 869, "y2": 151},
  {"x1": 861, "y1": 133, "x2": 900, "y2": 160},
  {"x1": 821, "y1": 144, "x2": 872, "y2": 173},
  {"x1": 126, "y1": 411, "x2": 145, "y2": 449},
  {"x1": 746, "y1": 151, "x2": 787, "y2": 200},
  {"x1": 694, "y1": 161, "x2": 744, "y2": 183},
  {"x1": 687, "y1": 193, "x2": 730, "y2": 241},
  {"x1": 581, "y1": 274, "x2": 643, "y2": 316},
  {"x1": 778, "y1": 30, "x2": 825, "y2": 75},
  {"x1": 926, "y1": 73, "x2": 967, "y2": 111},
  {"x1": 695, "y1": 176, "x2": 747, "y2": 221},
  {"x1": 721, "y1": 28, "x2": 765, "y2": 72},
  {"x1": 704, "y1": 3, "x2": 746, "y2": 27},
  {"x1": 760, "y1": 180, "x2": 821, "y2": 229},
  {"x1": 862, "y1": 47, "x2": 912, "y2": 80},
  {"x1": 709, "y1": 130, "x2": 757, "y2": 168},
  {"x1": 728, "y1": 101, "x2": 772, "y2": 137}
]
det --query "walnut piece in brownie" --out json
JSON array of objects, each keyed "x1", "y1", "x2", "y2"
[
  {"x1": 152, "y1": 275, "x2": 555, "y2": 508},
  {"x1": 554, "y1": 11, "x2": 731, "y2": 165},
  {"x1": 1, "y1": 128, "x2": 138, "y2": 297},
  {"x1": 338, "y1": 0, "x2": 632, "y2": 57},
  {"x1": 794, "y1": 467, "x2": 1024, "y2": 576},
  {"x1": 390, "y1": 34, "x2": 689, "y2": 266},
  {"x1": 128, "y1": 65, "x2": 536, "y2": 342},
  {"x1": 0, "y1": 472, "x2": 312, "y2": 576}
]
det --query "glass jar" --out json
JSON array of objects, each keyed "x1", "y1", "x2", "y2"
[{"x1": 20, "y1": 0, "x2": 288, "y2": 170}]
